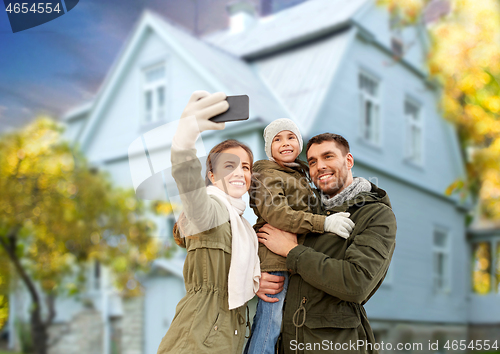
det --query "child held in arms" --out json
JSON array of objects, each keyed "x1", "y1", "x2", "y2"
[{"x1": 245, "y1": 119, "x2": 355, "y2": 354}]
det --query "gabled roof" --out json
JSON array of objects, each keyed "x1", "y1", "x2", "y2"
[
  {"x1": 149, "y1": 12, "x2": 289, "y2": 122},
  {"x1": 63, "y1": 101, "x2": 93, "y2": 122},
  {"x1": 254, "y1": 28, "x2": 355, "y2": 135},
  {"x1": 76, "y1": 11, "x2": 289, "y2": 151},
  {"x1": 204, "y1": 0, "x2": 368, "y2": 58}
]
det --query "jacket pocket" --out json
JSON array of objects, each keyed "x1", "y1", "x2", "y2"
[
  {"x1": 301, "y1": 314, "x2": 361, "y2": 353},
  {"x1": 203, "y1": 310, "x2": 226, "y2": 347},
  {"x1": 304, "y1": 313, "x2": 361, "y2": 329}
]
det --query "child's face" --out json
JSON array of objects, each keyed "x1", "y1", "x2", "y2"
[{"x1": 271, "y1": 130, "x2": 300, "y2": 164}]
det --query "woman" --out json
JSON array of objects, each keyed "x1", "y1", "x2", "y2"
[{"x1": 157, "y1": 91, "x2": 260, "y2": 354}]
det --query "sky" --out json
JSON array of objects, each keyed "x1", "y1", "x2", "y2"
[{"x1": 0, "y1": 0, "x2": 198, "y2": 132}]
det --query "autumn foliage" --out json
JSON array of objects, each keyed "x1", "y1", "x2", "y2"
[
  {"x1": 0, "y1": 118, "x2": 167, "y2": 353},
  {"x1": 380, "y1": 0, "x2": 500, "y2": 220}
]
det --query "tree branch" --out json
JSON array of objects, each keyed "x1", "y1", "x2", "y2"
[{"x1": 0, "y1": 226, "x2": 41, "y2": 308}]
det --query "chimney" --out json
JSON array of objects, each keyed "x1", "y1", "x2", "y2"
[{"x1": 226, "y1": 1, "x2": 257, "y2": 34}]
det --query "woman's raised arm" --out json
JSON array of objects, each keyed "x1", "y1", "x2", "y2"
[{"x1": 170, "y1": 91, "x2": 229, "y2": 235}]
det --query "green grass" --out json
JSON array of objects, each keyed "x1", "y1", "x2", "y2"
[{"x1": 0, "y1": 351, "x2": 22, "y2": 354}]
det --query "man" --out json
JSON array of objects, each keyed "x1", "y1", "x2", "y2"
[{"x1": 256, "y1": 133, "x2": 397, "y2": 354}]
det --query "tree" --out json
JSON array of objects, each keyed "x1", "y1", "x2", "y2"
[
  {"x1": 0, "y1": 254, "x2": 9, "y2": 331},
  {"x1": 0, "y1": 118, "x2": 168, "y2": 354},
  {"x1": 379, "y1": 0, "x2": 500, "y2": 221}
]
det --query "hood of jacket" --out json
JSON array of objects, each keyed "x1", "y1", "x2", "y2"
[{"x1": 252, "y1": 159, "x2": 298, "y2": 174}]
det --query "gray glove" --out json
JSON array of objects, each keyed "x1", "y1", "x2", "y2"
[
  {"x1": 324, "y1": 212, "x2": 355, "y2": 239},
  {"x1": 172, "y1": 91, "x2": 229, "y2": 149}
]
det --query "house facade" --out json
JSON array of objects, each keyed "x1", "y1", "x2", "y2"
[{"x1": 9, "y1": 0, "x2": 498, "y2": 353}]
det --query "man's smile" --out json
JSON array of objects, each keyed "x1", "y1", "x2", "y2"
[{"x1": 318, "y1": 172, "x2": 334, "y2": 182}]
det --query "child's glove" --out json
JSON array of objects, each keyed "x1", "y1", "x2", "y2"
[
  {"x1": 324, "y1": 212, "x2": 355, "y2": 239},
  {"x1": 173, "y1": 91, "x2": 229, "y2": 149}
]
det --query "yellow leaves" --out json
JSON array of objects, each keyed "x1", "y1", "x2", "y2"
[
  {"x1": 128, "y1": 226, "x2": 139, "y2": 239},
  {"x1": 17, "y1": 149, "x2": 26, "y2": 159},
  {"x1": 473, "y1": 271, "x2": 491, "y2": 294},
  {"x1": 413, "y1": 0, "x2": 500, "y2": 220},
  {"x1": 0, "y1": 117, "x2": 164, "y2": 299},
  {"x1": 472, "y1": 242, "x2": 492, "y2": 294},
  {"x1": 152, "y1": 201, "x2": 173, "y2": 215},
  {"x1": 0, "y1": 294, "x2": 8, "y2": 330},
  {"x1": 112, "y1": 256, "x2": 128, "y2": 273},
  {"x1": 90, "y1": 232, "x2": 100, "y2": 245},
  {"x1": 378, "y1": 0, "x2": 424, "y2": 24},
  {"x1": 445, "y1": 179, "x2": 464, "y2": 196},
  {"x1": 125, "y1": 198, "x2": 137, "y2": 210},
  {"x1": 459, "y1": 73, "x2": 486, "y2": 95},
  {"x1": 485, "y1": 96, "x2": 500, "y2": 113},
  {"x1": 60, "y1": 153, "x2": 74, "y2": 172}
]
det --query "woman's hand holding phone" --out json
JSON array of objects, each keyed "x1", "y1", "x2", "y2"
[{"x1": 173, "y1": 91, "x2": 229, "y2": 149}]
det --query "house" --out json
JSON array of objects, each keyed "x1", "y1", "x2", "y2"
[{"x1": 10, "y1": 0, "x2": 497, "y2": 352}]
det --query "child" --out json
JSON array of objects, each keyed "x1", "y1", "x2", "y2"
[{"x1": 245, "y1": 119, "x2": 355, "y2": 354}]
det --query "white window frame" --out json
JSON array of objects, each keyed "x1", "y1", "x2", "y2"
[
  {"x1": 359, "y1": 71, "x2": 381, "y2": 146},
  {"x1": 405, "y1": 98, "x2": 424, "y2": 165},
  {"x1": 433, "y1": 227, "x2": 450, "y2": 294},
  {"x1": 142, "y1": 63, "x2": 167, "y2": 124}
]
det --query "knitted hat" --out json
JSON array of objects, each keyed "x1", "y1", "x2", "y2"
[{"x1": 263, "y1": 118, "x2": 303, "y2": 160}]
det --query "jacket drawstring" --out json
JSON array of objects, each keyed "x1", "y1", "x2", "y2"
[
  {"x1": 237, "y1": 307, "x2": 246, "y2": 327},
  {"x1": 292, "y1": 297, "x2": 307, "y2": 354},
  {"x1": 244, "y1": 304, "x2": 252, "y2": 339}
]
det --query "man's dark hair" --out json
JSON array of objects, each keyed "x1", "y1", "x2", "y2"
[{"x1": 306, "y1": 133, "x2": 350, "y2": 156}]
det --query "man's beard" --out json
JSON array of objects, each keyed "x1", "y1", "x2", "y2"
[{"x1": 318, "y1": 171, "x2": 348, "y2": 197}]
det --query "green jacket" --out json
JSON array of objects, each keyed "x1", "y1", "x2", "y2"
[
  {"x1": 249, "y1": 160, "x2": 326, "y2": 272},
  {"x1": 157, "y1": 148, "x2": 247, "y2": 354},
  {"x1": 279, "y1": 184, "x2": 397, "y2": 354}
]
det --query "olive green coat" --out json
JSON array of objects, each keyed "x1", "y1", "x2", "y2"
[
  {"x1": 156, "y1": 148, "x2": 247, "y2": 354},
  {"x1": 279, "y1": 184, "x2": 397, "y2": 354},
  {"x1": 249, "y1": 160, "x2": 326, "y2": 272}
]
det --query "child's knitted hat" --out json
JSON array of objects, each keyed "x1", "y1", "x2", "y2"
[{"x1": 263, "y1": 118, "x2": 303, "y2": 160}]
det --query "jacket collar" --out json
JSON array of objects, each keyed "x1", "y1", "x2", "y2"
[
  {"x1": 320, "y1": 182, "x2": 392, "y2": 212},
  {"x1": 253, "y1": 159, "x2": 300, "y2": 174}
]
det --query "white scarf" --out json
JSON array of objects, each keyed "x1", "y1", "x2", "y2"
[{"x1": 206, "y1": 185, "x2": 261, "y2": 310}]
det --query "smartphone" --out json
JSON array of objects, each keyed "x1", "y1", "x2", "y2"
[{"x1": 209, "y1": 95, "x2": 249, "y2": 123}]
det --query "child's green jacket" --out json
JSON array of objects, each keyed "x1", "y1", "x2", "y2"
[{"x1": 250, "y1": 159, "x2": 326, "y2": 272}]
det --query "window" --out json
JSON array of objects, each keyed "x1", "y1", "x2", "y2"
[
  {"x1": 496, "y1": 242, "x2": 500, "y2": 293},
  {"x1": 389, "y1": 10, "x2": 404, "y2": 58},
  {"x1": 143, "y1": 64, "x2": 166, "y2": 124},
  {"x1": 359, "y1": 72, "x2": 380, "y2": 145},
  {"x1": 433, "y1": 228, "x2": 449, "y2": 293},
  {"x1": 391, "y1": 36, "x2": 404, "y2": 58},
  {"x1": 89, "y1": 260, "x2": 101, "y2": 291},
  {"x1": 405, "y1": 100, "x2": 423, "y2": 164},
  {"x1": 472, "y1": 242, "x2": 492, "y2": 294}
]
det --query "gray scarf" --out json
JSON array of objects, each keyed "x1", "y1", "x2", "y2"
[{"x1": 321, "y1": 177, "x2": 372, "y2": 209}]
